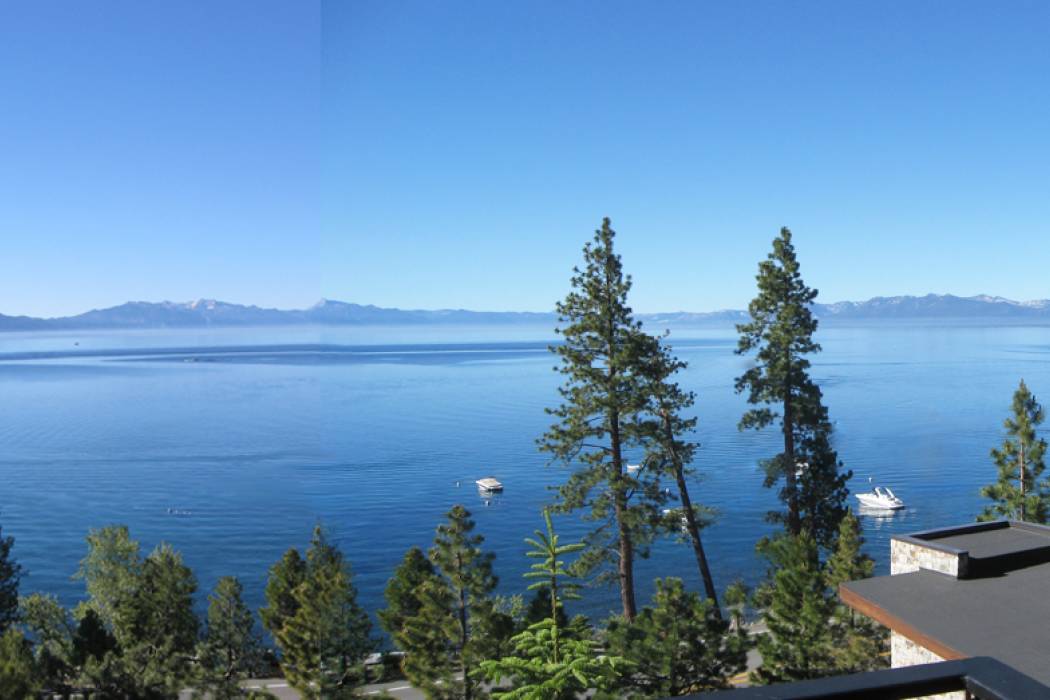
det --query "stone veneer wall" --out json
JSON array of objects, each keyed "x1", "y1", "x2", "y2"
[
  {"x1": 890, "y1": 538, "x2": 962, "y2": 577},
  {"x1": 888, "y1": 539, "x2": 967, "y2": 699},
  {"x1": 890, "y1": 632, "x2": 964, "y2": 700}
]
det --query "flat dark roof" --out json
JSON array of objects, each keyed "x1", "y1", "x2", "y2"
[
  {"x1": 843, "y1": 521, "x2": 1050, "y2": 685},
  {"x1": 928, "y1": 525, "x2": 1050, "y2": 559}
]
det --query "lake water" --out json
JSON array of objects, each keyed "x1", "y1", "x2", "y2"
[{"x1": 1, "y1": 321, "x2": 1048, "y2": 628}]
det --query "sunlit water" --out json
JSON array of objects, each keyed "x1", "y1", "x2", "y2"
[{"x1": 1, "y1": 321, "x2": 1048, "y2": 629}]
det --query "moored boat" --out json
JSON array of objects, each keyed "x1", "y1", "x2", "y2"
[
  {"x1": 476, "y1": 477, "x2": 503, "y2": 492},
  {"x1": 856, "y1": 486, "x2": 904, "y2": 510}
]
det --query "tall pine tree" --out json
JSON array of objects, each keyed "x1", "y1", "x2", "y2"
[
  {"x1": 735, "y1": 227, "x2": 850, "y2": 547},
  {"x1": 541, "y1": 217, "x2": 670, "y2": 621},
  {"x1": 979, "y1": 379, "x2": 1050, "y2": 523},
  {"x1": 642, "y1": 334, "x2": 722, "y2": 615}
]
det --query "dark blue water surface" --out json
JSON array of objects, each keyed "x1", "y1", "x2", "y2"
[{"x1": 1, "y1": 322, "x2": 1048, "y2": 628}]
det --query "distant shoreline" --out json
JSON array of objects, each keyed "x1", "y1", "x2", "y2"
[{"x1": 5, "y1": 293, "x2": 1050, "y2": 331}]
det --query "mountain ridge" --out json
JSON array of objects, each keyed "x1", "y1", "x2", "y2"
[{"x1": 3, "y1": 293, "x2": 1050, "y2": 331}]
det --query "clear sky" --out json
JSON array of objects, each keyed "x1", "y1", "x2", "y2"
[
  {"x1": 4, "y1": 2, "x2": 1050, "y2": 317},
  {"x1": 1, "y1": 2, "x2": 321, "y2": 317}
]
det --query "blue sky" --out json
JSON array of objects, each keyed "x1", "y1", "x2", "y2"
[{"x1": 4, "y1": 2, "x2": 1050, "y2": 316}]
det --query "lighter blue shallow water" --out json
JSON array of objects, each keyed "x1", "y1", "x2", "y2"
[{"x1": 1, "y1": 322, "x2": 1048, "y2": 628}]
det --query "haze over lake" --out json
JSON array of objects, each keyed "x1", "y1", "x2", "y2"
[{"x1": 1, "y1": 320, "x2": 1047, "y2": 624}]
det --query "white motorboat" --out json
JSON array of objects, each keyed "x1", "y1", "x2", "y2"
[
  {"x1": 476, "y1": 477, "x2": 503, "y2": 493},
  {"x1": 855, "y1": 486, "x2": 904, "y2": 510},
  {"x1": 626, "y1": 464, "x2": 642, "y2": 475}
]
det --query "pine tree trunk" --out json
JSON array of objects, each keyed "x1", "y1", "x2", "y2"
[
  {"x1": 610, "y1": 408, "x2": 637, "y2": 621},
  {"x1": 784, "y1": 380, "x2": 801, "y2": 536},
  {"x1": 457, "y1": 556, "x2": 471, "y2": 700},
  {"x1": 661, "y1": 410, "x2": 722, "y2": 619}
]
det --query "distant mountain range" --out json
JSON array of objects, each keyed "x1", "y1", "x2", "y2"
[{"x1": 3, "y1": 294, "x2": 1050, "y2": 331}]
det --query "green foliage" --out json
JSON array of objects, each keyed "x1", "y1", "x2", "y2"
[
  {"x1": 521, "y1": 586, "x2": 568, "y2": 632},
  {"x1": 540, "y1": 218, "x2": 674, "y2": 620},
  {"x1": 482, "y1": 511, "x2": 625, "y2": 699},
  {"x1": 269, "y1": 526, "x2": 375, "y2": 699},
  {"x1": 74, "y1": 527, "x2": 200, "y2": 698},
  {"x1": 735, "y1": 227, "x2": 850, "y2": 547},
  {"x1": 196, "y1": 576, "x2": 265, "y2": 699},
  {"x1": 119, "y1": 543, "x2": 200, "y2": 698},
  {"x1": 522, "y1": 510, "x2": 585, "y2": 664},
  {"x1": 640, "y1": 335, "x2": 722, "y2": 610},
  {"x1": 0, "y1": 628, "x2": 40, "y2": 699},
  {"x1": 379, "y1": 546, "x2": 436, "y2": 651},
  {"x1": 402, "y1": 505, "x2": 499, "y2": 700},
  {"x1": 402, "y1": 577, "x2": 459, "y2": 697},
  {"x1": 259, "y1": 547, "x2": 307, "y2": 641},
  {"x1": 19, "y1": 593, "x2": 75, "y2": 694},
  {"x1": 70, "y1": 607, "x2": 117, "y2": 676},
  {"x1": 824, "y1": 511, "x2": 887, "y2": 674},
  {"x1": 605, "y1": 578, "x2": 748, "y2": 697},
  {"x1": 751, "y1": 533, "x2": 835, "y2": 684},
  {"x1": 0, "y1": 525, "x2": 21, "y2": 635},
  {"x1": 980, "y1": 379, "x2": 1050, "y2": 523},
  {"x1": 75, "y1": 525, "x2": 142, "y2": 630},
  {"x1": 483, "y1": 618, "x2": 626, "y2": 700}
]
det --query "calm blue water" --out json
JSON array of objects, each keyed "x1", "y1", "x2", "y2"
[{"x1": 1, "y1": 322, "x2": 1048, "y2": 628}]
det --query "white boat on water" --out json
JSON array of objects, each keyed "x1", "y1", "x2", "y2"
[
  {"x1": 476, "y1": 477, "x2": 503, "y2": 493},
  {"x1": 626, "y1": 464, "x2": 642, "y2": 475},
  {"x1": 856, "y1": 486, "x2": 904, "y2": 510}
]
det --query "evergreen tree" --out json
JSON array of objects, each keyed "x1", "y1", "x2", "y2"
[
  {"x1": 520, "y1": 586, "x2": 568, "y2": 632},
  {"x1": 482, "y1": 510, "x2": 625, "y2": 699},
  {"x1": 259, "y1": 547, "x2": 307, "y2": 640},
  {"x1": 75, "y1": 528, "x2": 200, "y2": 698},
  {"x1": 521, "y1": 509, "x2": 583, "y2": 665},
  {"x1": 379, "y1": 546, "x2": 436, "y2": 652},
  {"x1": 824, "y1": 510, "x2": 887, "y2": 673},
  {"x1": 75, "y1": 525, "x2": 142, "y2": 630},
  {"x1": 70, "y1": 608, "x2": 118, "y2": 693},
  {"x1": 117, "y1": 543, "x2": 200, "y2": 698},
  {"x1": 0, "y1": 524, "x2": 23, "y2": 634},
  {"x1": 197, "y1": 576, "x2": 265, "y2": 699},
  {"x1": 280, "y1": 531, "x2": 374, "y2": 698},
  {"x1": 0, "y1": 628, "x2": 39, "y2": 698},
  {"x1": 73, "y1": 525, "x2": 143, "y2": 696},
  {"x1": 402, "y1": 505, "x2": 498, "y2": 700},
  {"x1": 735, "y1": 227, "x2": 850, "y2": 547},
  {"x1": 642, "y1": 336, "x2": 722, "y2": 616},
  {"x1": 751, "y1": 533, "x2": 835, "y2": 684},
  {"x1": 605, "y1": 578, "x2": 748, "y2": 697},
  {"x1": 482, "y1": 619, "x2": 625, "y2": 700},
  {"x1": 20, "y1": 593, "x2": 75, "y2": 695},
  {"x1": 541, "y1": 218, "x2": 672, "y2": 621},
  {"x1": 402, "y1": 578, "x2": 459, "y2": 698},
  {"x1": 980, "y1": 379, "x2": 1050, "y2": 523}
]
